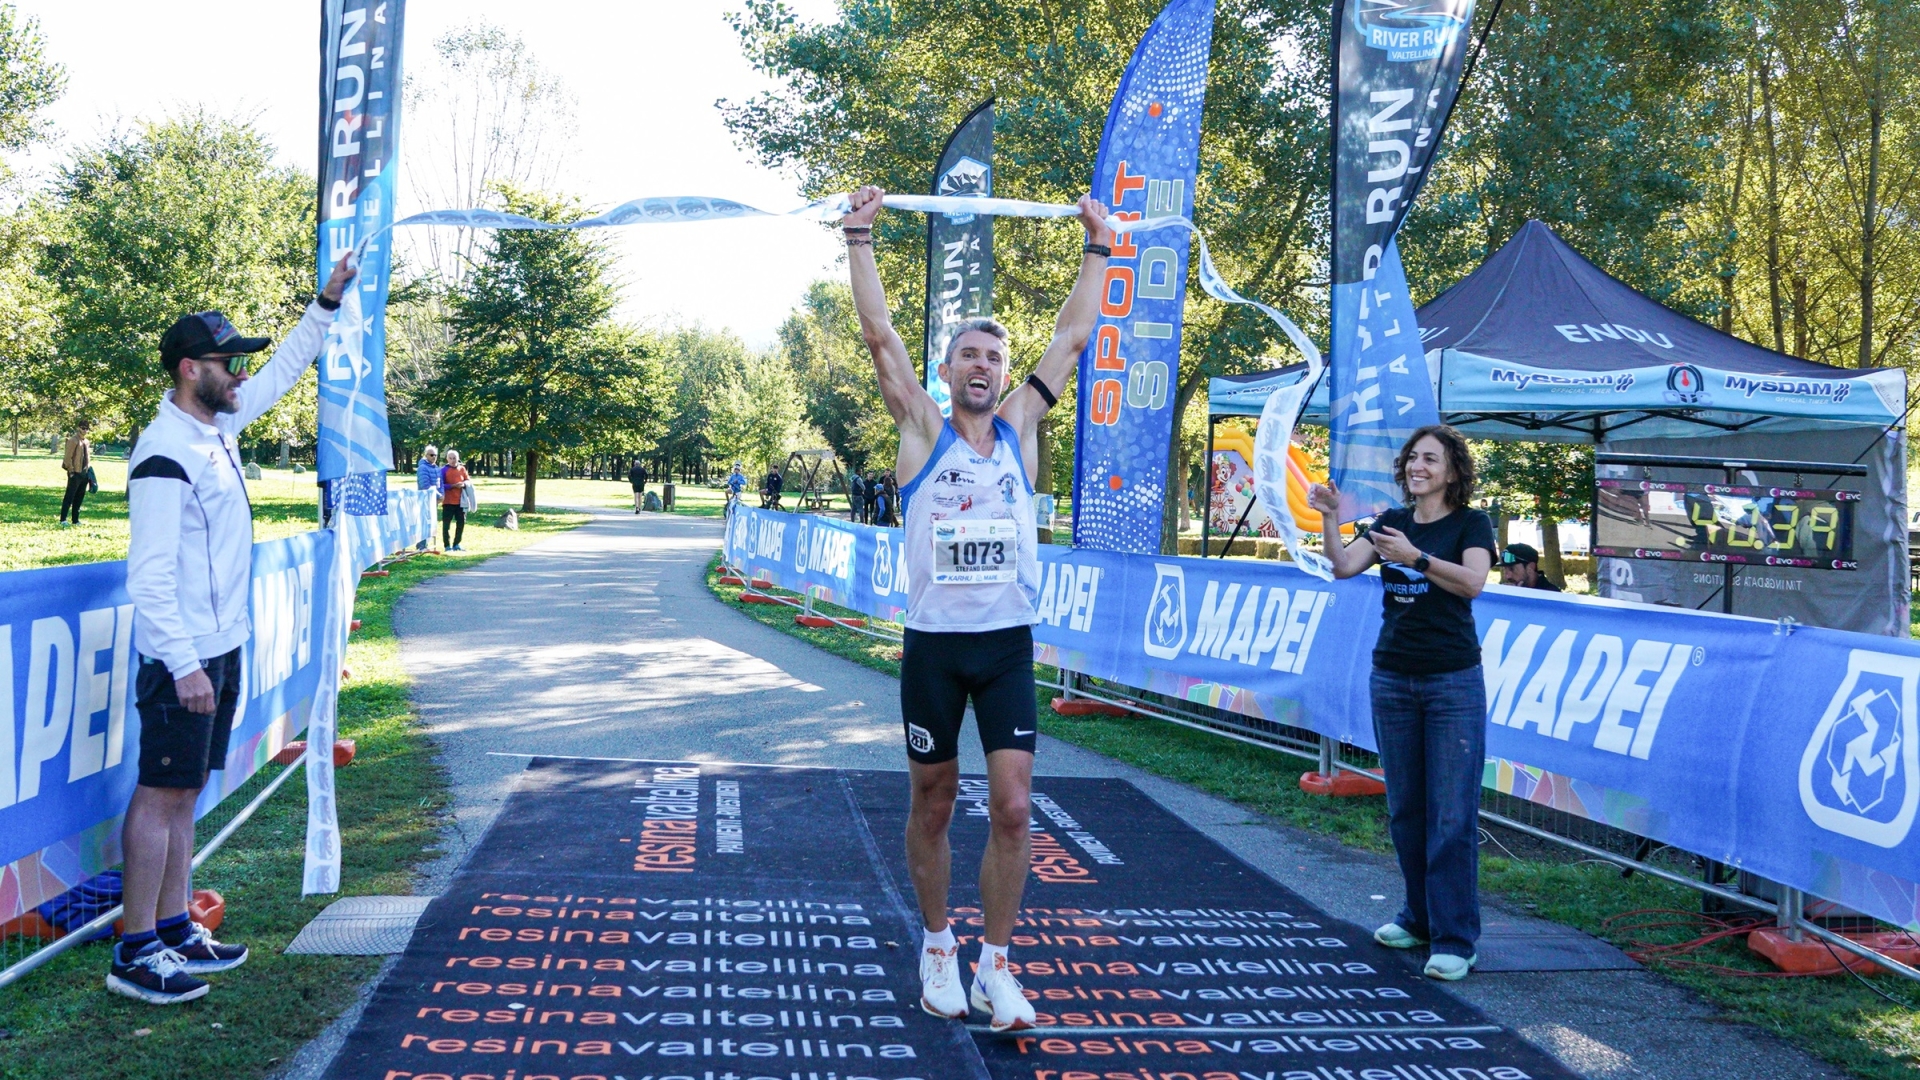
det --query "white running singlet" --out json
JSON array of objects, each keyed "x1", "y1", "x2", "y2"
[{"x1": 897, "y1": 417, "x2": 1039, "y2": 633}]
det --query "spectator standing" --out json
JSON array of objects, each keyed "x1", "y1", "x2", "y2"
[
  {"x1": 441, "y1": 450, "x2": 472, "y2": 551},
  {"x1": 848, "y1": 470, "x2": 866, "y2": 523},
  {"x1": 882, "y1": 470, "x2": 900, "y2": 527},
  {"x1": 414, "y1": 445, "x2": 441, "y2": 550},
  {"x1": 1499, "y1": 543, "x2": 1562, "y2": 591},
  {"x1": 59, "y1": 419, "x2": 92, "y2": 526},
  {"x1": 865, "y1": 469, "x2": 881, "y2": 524},
  {"x1": 116, "y1": 255, "x2": 356, "y2": 1004},
  {"x1": 1309, "y1": 425, "x2": 1494, "y2": 983},
  {"x1": 629, "y1": 459, "x2": 649, "y2": 513}
]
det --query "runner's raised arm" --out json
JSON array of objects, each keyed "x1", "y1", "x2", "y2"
[
  {"x1": 998, "y1": 195, "x2": 1113, "y2": 477},
  {"x1": 843, "y1": 186, "x2": 943, "y2": 471}
]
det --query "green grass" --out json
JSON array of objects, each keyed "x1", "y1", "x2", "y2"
[
  {"x1": 704, "y1": 555, "x2": 1920, "y2": 1080},
  {"x1": 0, "y1": 463, "x2": 586, "y2": 1080}
]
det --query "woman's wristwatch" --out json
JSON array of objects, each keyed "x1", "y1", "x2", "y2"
[{"x1": 1413, "y1": 552, "x2": 1432, "y2": 573}]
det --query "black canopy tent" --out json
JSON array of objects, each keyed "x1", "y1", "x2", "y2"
[{"x1": 1202, "y1": 220, "x2": 1909, "y2": 634}]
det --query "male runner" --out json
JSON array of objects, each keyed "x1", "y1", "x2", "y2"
[{"x1": 841, "y1": 185, "x2": 1113, "y2": 1031}]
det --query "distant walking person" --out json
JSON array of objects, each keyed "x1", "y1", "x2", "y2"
[
  {"x1": 865, "y1": 469, "x2": 881, "y2": 524},
  {"x1": 1309, "y1": 424, "x2": 1495, "y2": 982},
  {"x1": 414, "y1": 445, "x2": 441, "y2": 550},
  {"x1": 117, "y1": 254, "x2": 356, "y2": 1005},
  {"x1": 849, "y1": 470, "x2": 866, "y2": 523},
  {"x1": 882, "y1": 470, "x2": 900, "y2": 527},
  {"x1": 59, "y1": 419, "x2": 92, "y2": 525},
  {"x1": 629, "y1": 459, "x2": 649, "y2": 513},
  {"x1": 441, "y1": 450, "x2": 472, "y2": 551}
]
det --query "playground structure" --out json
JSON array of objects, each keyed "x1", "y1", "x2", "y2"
[
  {"x1": 1204, "y1": 425, "x2": 1350, "y2": 555},
  {"x1": 781, "y1": 448, "x2": 843, "y2": 513}
]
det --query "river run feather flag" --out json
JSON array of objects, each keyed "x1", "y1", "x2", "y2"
[
  {"x1": 1070, "y1": 0, "x2": 1215, "y2": 553},
  {"x1": 315, "y1": 0, "x2": 404, "y2": 517},
  {"x1": 923, "y1": 101, "x2": 995, "y2": 417},
  {"x1": 1328, "y1": 0, "x2": 1475, "y2": 521}
]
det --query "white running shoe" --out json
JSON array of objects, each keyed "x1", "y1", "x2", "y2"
[
  {"x1": 918, "y1": 941, "x2": 968, "y2": 1019},
  {"x1": 969, "y1": 951, "x2": 1037, "y2": 1032}
]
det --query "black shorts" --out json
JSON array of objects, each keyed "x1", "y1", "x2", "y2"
[
  {"x1": 900, "y1": 625, "x2": 1037, "y2": 764},
  {"x1": 136, "y1": 647, "x2": 242, "y2": 789}
]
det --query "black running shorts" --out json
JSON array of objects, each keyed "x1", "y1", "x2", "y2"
[
  {"x1": 899, "y1": 624, "x2": 1037, "y2": 764},
  {"x1": 136, "y1": 647, "x2": 242, "y2": 789}
]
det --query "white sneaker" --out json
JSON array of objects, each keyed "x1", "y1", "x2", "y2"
[
  {"x1": 969, "y1": 951, "x2": 1037, "y2": 1032},
  {"x1": 918, "y1": 941, "x2": 967, "y2": 1019},
  {"x1": 1374, "y1": 922, "x2": 1427, "y2": 949}
]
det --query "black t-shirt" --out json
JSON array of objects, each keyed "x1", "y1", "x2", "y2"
[
  {"x1": 1372, "y1": 505, "x2": 1497, "y2": 675},
  {"x1": 1525, "y1": 574, "x2": 1563, "y2": 592}
]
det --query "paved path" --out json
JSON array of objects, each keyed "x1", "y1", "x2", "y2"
[{"x1": 282, "y1": 507, "x2": 1842, "y2": 1080}]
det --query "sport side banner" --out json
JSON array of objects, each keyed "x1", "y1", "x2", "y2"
[
  {"x1": 923, "y1": 100, "x2": 994, "y2": 417},
  {"x1": 725, "y1": 505, "x2": 1920, "y2": 933},
  {"x1": 314, "y1": 0, "x2": 405, "y2": 501},
  {"x1": 1327, "y1": 0, "x2": 1473, "y2": 520},
  {"x1": 1070, "y1": 0, "x2": 1214, "y2": 552},
  {"x1": 0, "y1": 533, "x2": 340, "y2": 923}
]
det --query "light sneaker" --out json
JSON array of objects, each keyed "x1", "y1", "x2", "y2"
[
  {"x1": 918, "y1": 941, "x2": 967, "y2": 1019},
  {"x1": 969, "y1": 951, "x2": 1037, "y2": 1032},
  {"x1": 1374, "y1": 922, "x2": 1427, "y2": 949},
  {"x1": 1424, "y1": 953, "x2": 1477, "y2": 981}
]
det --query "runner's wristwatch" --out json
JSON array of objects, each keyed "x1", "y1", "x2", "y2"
[{"x1": 1414, "y1": 553, "x2": 1431, "y2": 573}]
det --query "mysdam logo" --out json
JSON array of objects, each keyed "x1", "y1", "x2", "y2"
[
  {"x1": 1139, "y1": 563, "x2": 1332, "y2": 672},
  {"x1": 1035, "y1": 561, "x2": 1104, "y2": 632},
  {"x1": 794, "y1": 521, "x2": 855, "y2": 581},
  {"x1": 1798, "y1": 650, "x2": 1919, "y2": 848},
  {"x1": 1480, "y1": 619, "x2": 1693, "y2": 759},
  {"x1": 0, "y1": 605, "x2": 135, "y2": 808}
]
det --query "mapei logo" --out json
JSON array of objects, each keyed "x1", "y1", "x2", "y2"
[
  {"x1": 795, "y1": 523, "x2": 855, "y2": 581},
  {"x1": 1481, "y1": 620, "x2": 1696, "y2": 759},
  {"x1": 1799, "y1": 651, "x2": 1920, "y2": 848},
  {"x1": 1035, "y1": 562, "x2": 1104, "y2": 632},
  {"x1": 1143, "y1": 564, "x2": 1188, "y2": 659},
  {"x1": 1138, "y1": 563, "x2": 1332, "y2": 672},
  {"x1": 871, "y1": 537, "x2": 895, "y2": 596},
  {"x1": 793, "y1": 520, "x2": 811, "y2": 572},
  {"x1": 749, "y1": 518, "x2": 786, "y2": 562}
]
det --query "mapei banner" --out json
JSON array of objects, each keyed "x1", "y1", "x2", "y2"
[
  {"x1": 923, "y1": 100, "x2": 995, "y2": 418},
  {"x1": 314, "y1": 0, "x2": 405, "y2": 496},
  {"x1": 0, "y1": 533, "x2": 339, "y2": 923},
  {"x1": 726, "y1": 506, "x2": 1920, "y2": 932},
  {"x1": 1071, "y1": 0, "x2": 1214, "y2": 553},
  {"x1": 1328, "y1": 0, "x2": 1473, "y2": 520}
]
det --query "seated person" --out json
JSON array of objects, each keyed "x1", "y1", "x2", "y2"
[{"x1": 1499, "y1": 543, "x2": 1562, "y2": 591}]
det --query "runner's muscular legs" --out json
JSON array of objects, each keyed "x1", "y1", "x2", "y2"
[
  {"x1": 906, "y1": 758, "x2": 959, "y2": 932},
  {"x1": 978, "y1": 748, "x2": 1033, "y2": 946}
]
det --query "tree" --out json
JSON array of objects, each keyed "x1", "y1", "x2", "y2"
[
  {"x1": 708, "y1": 349, "x2": 807, "y2": 477},
  {"x1": 725, "y1": 0, "x2": 1333, "y2": 552},
  {"x1": 1474, "y1": 441, "x2": 1593, "y2": 585},
  {"x1": 777, "y1": 280, "x2": 895, "y2": 471},
  {"x1": 0, "y1": 4, "x2": 64, "y2": 153},
  {"x1": 40, "y1": 113, "x2": 311, "y2": 436},
  {"x1": 425, "y1": 188, "x2": 668, "y2": 512}
]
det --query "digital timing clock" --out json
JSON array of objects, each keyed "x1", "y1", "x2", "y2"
[{"x1": 1592, "y1": 479, "x2": 1859, "y2": 570}]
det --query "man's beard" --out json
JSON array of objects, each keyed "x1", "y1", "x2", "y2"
[{"x1": 193, "y1": 374, "x2": 237, "y2": 415}]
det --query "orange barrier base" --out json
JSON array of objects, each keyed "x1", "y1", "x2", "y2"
[
  {"x1": 738, "y1": 593, "x2": 787, "y2": 605},
  {"x1": 363, "y1": 569, "x2": 390, "y2": 577},
  {"x1": 190, "y1": 889, "x2": 225, "y2": 933},
  {"x1": 795, "y1": 614, "x2": 868, "y2": 629},
  {"x1": 717, "y1": 575, "x2": 747, "y2": 586},
  {"x1": 1299, "y1": 769, "x2": 1387, "y2": 797},
  {"x1": 1749, "y1": 927, "x2": 1920, "y2": 975},
  {"x1": 349, "y1": 619, "x2": 362, "y2": 631},
  {"x1": 1050, "y1": 698, "x2": 1134, "y2": 717},
  {"x1": 272, "y1": 739, "x2": 358, "y2": 767}
]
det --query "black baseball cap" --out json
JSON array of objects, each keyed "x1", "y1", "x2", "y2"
[
  {"x1": 160, "y1": 311, "x2": 271, "y2": 372},
  {"x1": 1500, "y1": 543, "x2": 1540, "y2": 566}
]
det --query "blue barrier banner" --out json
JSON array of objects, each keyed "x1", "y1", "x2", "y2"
[
  {"x1": 723, "y1": 506, "x2": 1920, "y2": 931},
  {"x1": 1328, "y1": 0, "x2": 1473, "y2": 519},
  {"x1": 923, "y1": 101, "x2": 995, "y2": 417},
  {"x1": 0, "y1": 491, "x2": 434, "y2": 918},
  {"x1": 314, "y1": 0, "x2": 406, "y2": 495},
  {"x1": 1070, "y1": 0, "x2": 1214, "y2": 553}
]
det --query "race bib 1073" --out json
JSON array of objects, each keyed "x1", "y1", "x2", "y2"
[{"x1": 931, "y1": 519, "x2": 1019, "y2": 585}]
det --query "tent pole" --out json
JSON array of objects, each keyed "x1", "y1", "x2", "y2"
[{"x1": 1198, "y1": 417, "x2": 1213, "y2": 553}]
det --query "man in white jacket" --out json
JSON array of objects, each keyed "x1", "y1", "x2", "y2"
[{"x1": 112, "y1": 255, "x2": 355, "y2": 1005}]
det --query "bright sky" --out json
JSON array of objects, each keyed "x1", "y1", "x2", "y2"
[{"x1": 17, "y1": 0, "x2": 845, "y2": 347}]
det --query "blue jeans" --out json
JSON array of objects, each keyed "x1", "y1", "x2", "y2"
[{"x1": 1370, "y1": 664, "x2": 1487, "y2": 959}]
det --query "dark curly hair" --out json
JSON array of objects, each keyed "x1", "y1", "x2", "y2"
[{"x1": 1393, "y1": 424, "x2": 1475, "y2": 509}]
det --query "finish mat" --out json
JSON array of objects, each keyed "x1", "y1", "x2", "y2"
[{"x1": 323, "y1": 758, "x2": 1576, "y2": 1080}]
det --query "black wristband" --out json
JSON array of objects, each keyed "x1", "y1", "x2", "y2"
[
  {"x1": 1025, "y1": 373, "x2": 1058, "y2": 409},
  {"x1": 841, "y1": 226, "x2": 872, "y2": 235},
  {"x1": 1084, "y1": 242, "x2": 1112, "y2": 257},
  {"x1": 316, "y1": 292, "x2": 341, "y2": 311}
]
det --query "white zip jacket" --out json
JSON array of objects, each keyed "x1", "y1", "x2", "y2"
[{"x1": 127, "y1": 300, "x2": 337, "y2": 678}]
